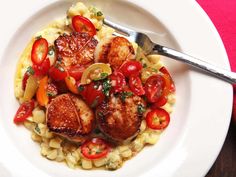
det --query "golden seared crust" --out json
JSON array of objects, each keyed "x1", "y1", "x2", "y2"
[
  {"x1": 107, "y1": 37, "x2": 135, "y2": 69},
  {"x1": 94, "y1": 36, "x2": 135, "y2": 69},
  {"x1": 96, "y1": 94, "x2": 146, "y2": 142},
  {"x1": 54, "y1": 32, "x2": 98, "y2": 67},
  {"x1": 46, "y1": 94, "x2": 94, "y2": 142}
]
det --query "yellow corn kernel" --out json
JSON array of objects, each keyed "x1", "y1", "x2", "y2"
[
  {"x1": 145, "y1": 132, "x2": 160, "y2": 145},
  {"x1": 23, "y1": 120, "x2": 35, "y2": 130},
  {"x1": 147, "y1": 55, "x2": 160, "y2": 64},
  {"x1": 93, "y1": 158, "x2": 106, "y2": 167},
  {"x1": 81, "y1": 158, "x2": 93, "y2": 169},
  {"x1": 49, "y1": 137, "x2": 62, "y2": 149},
  {"x1": 105, "y1": 150, "x2": 122, "y2": 170},
  {"x1": 56, "y1": 148, "x2": 65, "y2": 162},
  {"x1": 162, "y1": 103, "x2": 173, "y2": 114},
  {"x1": 67, "y1": 2, "x2": 88, "y2": 17},
  {"x1": 118, "y1": 146, "x2": 132, "y2": 158},
  {"x1": 40, "y1": 143, "x2": 50, "y2": 156},
  {"x1": 139, "y1": 120, "x2": 147, "y2": 134},
  {"x1": 47, "y1": 149, "x2": 58, "y2": 160},
  {"x1": 32, "y1": 108, "x2": 45, "y2": 123},
  {"x1": 132, "y1": 137, "x2": 144, "y2": 152},
  {"x1": 31, "y1": 131, "x2": 42, "y2": 142},
  {"x1": 168, "y1": 94, "x2": 176, "y2": 105}
]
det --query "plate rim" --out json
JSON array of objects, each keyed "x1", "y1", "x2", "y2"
[{"x1": 0, "y1": 0, "x2": 232, "y2": 177}]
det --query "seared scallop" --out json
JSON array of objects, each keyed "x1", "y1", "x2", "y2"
[
  {"x1": 94, "y1": 36, "x2": 135, "y2": 69},
  {"x1": 46, "y1": 93, "x2": 94, "y2": 142},
  {"x1": 96, "y1": 92, "x2": 146, "y2": 143},
  {"x1": 54, "y1": 32, "x2": 98, "y2": 67}
]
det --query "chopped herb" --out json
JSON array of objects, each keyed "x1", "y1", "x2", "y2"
[
  {"x1": 143, "y1": 63, "x2": 147, "y2": 68},
  {"x1": 94, "y1": 73, "x2": 108, "y2": 81},
  {"x1": 35, "y1": 124, "x2": 41, "y2": 134},
  {"x1": 97, "y1": 11, "x2": 103, "y2": 16},
  {"x1": 96, "y1": 149, "x2": 102, "y2": 154},
  {"x1": 78, "y1": 85, "x2": 84, "y2": 92},
  {"x1": 26, "y1": 66, "x2": 35, "y2": 75},
  {"x1": 152, "y1": 68, "x2": 158, "y2": 72},
  {"x1": 143, "y1": 96, "x2": 147, "y2": 102},
  {"x1": 47, "y1": 92, "x2": 56, "y2": 97},
  {"x1": 35, "y1": 35, "x2": 42, "y2": 40},
  {"x1": 97, "y1": 112, "x2": 104, "y2": 117},
  {"x1": 137, "y1": 104, "x2": 146, "y2": 114},
  {"x1": 94, "y1": 128, "x2": 101, "y2": 134},
  {"x1": 48, "y1": 46, "x2": 55, "y2": 55},
  {"x1": 120, "y1": 91, "x2": 133, "y2": 102},
  {"x1": 102, "y1": 79, "x2": 112, "y2": 97}
]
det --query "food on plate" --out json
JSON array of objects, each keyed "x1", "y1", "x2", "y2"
[{"x1": 14, "y1": 1, "x2": 176, "y2": 170}]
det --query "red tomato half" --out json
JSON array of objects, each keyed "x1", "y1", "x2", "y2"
[
  {"x1": 145, "y1": 74, "x2": 165, "y2": 103},
  {"x1": 81, "y1": 138, "x2": 111, "y2": 159},
  {"x1": 109, "y1": 71, "x2": 126, "y2": 93},
  {"x1": 72, "y1": 15, "x2": 96, "y2": 36},
  {"x1": 49, "y1": 63, "x2": 68, "y2": 81},
  {"x1": 119, "y1": 61, "x2": 142, "y2": 77},
  {"x1": 79, "y1": 82, "x2": 105, "y2": 108},
  {"x1": 22, "y1": 72, "x2": 30, "y2": 90},
  {"x1": 47, "y1": 83, "x2": 58, "y2": 98},
  {"x1": 33, "y1": 58, "x2": 50, "y2": 76},
  {"x1": 31, "y1": 38, "x2": 49, "y2": 65},
  {"x1": 14, "y1": 100, "x2": 35, "y2": 124},
  {"x1": 159, "y1": 66, "x2": 175, "y2": 93},
  {"x1": 152, "y1": 95, "x2": 168, "y2": 108},
  {"x1": 146, "y1": 108, "x2": 170, "y2": 130},
  {"x1": 68, "y1": 64, "x2": 88, "y2": 81},
  {"x1": 129, "y1": 75, "x2": 145, "y2": 96}
]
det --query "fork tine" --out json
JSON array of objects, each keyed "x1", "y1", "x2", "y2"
[{"x1": 104, "y1": 19, "x2": 134, "y2": 36}]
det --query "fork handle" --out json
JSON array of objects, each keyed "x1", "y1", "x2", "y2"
[{"x1": 152, "y1": 44, "x2": 236, "y2": 84}]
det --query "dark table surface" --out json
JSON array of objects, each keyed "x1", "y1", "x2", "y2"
[{"x1": 206, "y1": 120, "x2": 236, "y2": 177}]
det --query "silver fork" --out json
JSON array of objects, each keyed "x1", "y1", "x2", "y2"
[{"x1": 104, "y1": 19, "x2": 236, "y2": 84}]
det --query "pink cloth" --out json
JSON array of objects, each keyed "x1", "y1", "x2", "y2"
[{"x1": 197, "y1": 0, "x2": 236, "y2": 120}]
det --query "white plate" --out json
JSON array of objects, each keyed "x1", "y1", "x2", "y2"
[{"x1": 0, "y1": 0, "x2": 232, "y2": 177}]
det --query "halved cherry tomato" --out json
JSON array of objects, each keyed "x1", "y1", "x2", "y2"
[
  {"x1": 145, "y1": 74, "x2": 165, "y2": 103},
  {"x1": 14, "y1": 100, "x2": 34, "y2": 124},
  {"x1": 65, "y1": 76, "x2": 79, "y2": 94},
  {"x1": 129, "y1": 75, "x2": 145, "y2": 96},
  {"x1": 49, "y1": 63, "x2": 67, "y2": 81},
  {"x1": 79, "y1": 82, "x2": 105, "y2": 108},
  {"x1": 72, "y1": 15, "x2": 96, "y2": 36},
  {"x1": 109, "y1": 71, "x2": 126, "y2": 93},
  {"x1": 22, "y1": 72, "x2": 30, "y2": 90},
  {"x1": 31, "y1": 38, "x2": 49, "y2": 65},
  {"x1": 47, "y1": 83, "x2": 58, "y2": 98},
  {"x1": 160, "y1": 66, "x2": 175, "y2": 93},
  {"x1": 36, "y1": 76, "x2": 49, "y2": 107},
  {"x1": 22, "y1": 67, "x2": 35, "y2": 90},
  {"x1": 33, "y1": 58, "x2": 50, "y2": 76},
  {"x1": 81, "y1": 138, "x2": 111, "y2": 159},
  {"x1": 53, "y1": 80, "x2": 69, "y2": 94},
  {"x1": 146, "y1": 108, "x2": 170, "y2": 130},
  {"x1": 152, "y1": 95, "x2": 168, "y2": 108},
  {"x1": 86, "y1": 82, "x2": 105, "y2": 108},
  {"x1": 78, "y1": 83, "x2": 87, "y2": 100},
  {"x1": 68, "y1": 64, "x2": 88, "y2": 81},
  {"x1": 119, "y1": 61, "x2": 142, "y2": 77}
]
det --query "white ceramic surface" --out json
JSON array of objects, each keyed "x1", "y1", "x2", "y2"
[{"x1": 0, "y1": 0, "x2": 232, "y2": 177}]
